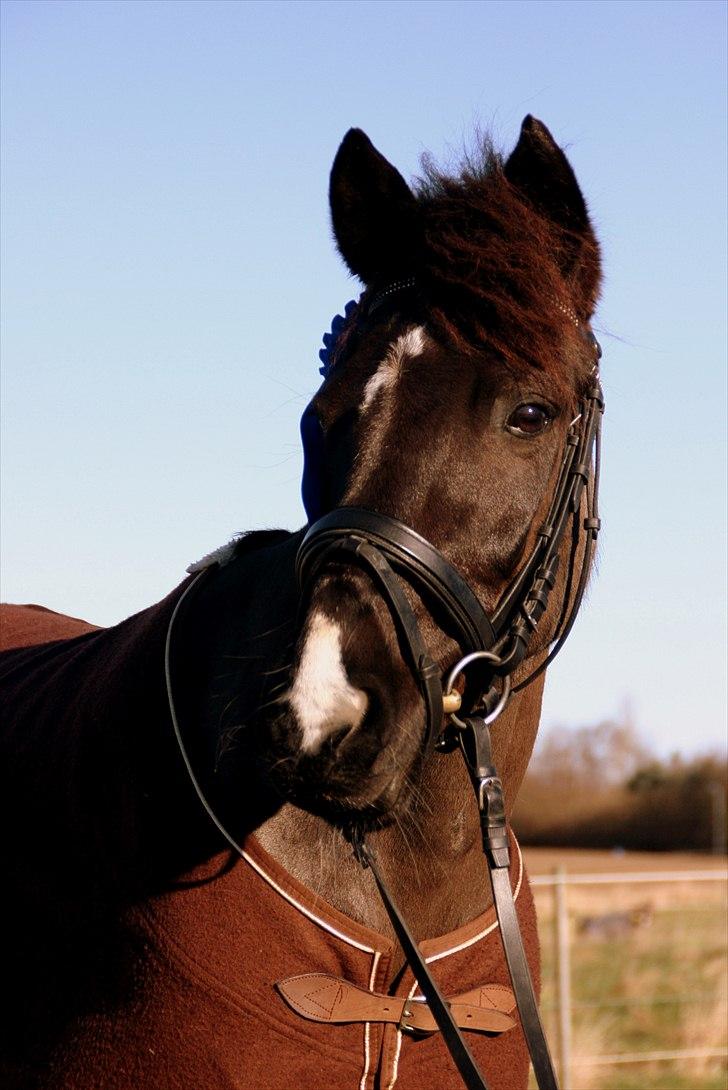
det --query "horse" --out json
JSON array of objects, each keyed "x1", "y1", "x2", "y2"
[{"x1": 0, "y1": 115, "x2": 602, "y2": 1090}]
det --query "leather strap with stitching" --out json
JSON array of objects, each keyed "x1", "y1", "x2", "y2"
[{"x1": 276, "y1": 973, "x2": 517, "y2": 1035}]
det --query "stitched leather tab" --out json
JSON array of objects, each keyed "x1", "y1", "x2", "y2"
[
  {"x1": 275, "y1": 973, "x2": 516, "y2": 1035},
  {"x1": 277, "y1": 974, "x2": 404, "y2": 1025},
  {"x1": 456, "y1": 983, "x2": 517, "y2": 1014}
]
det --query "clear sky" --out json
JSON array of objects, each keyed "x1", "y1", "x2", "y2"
[{"x1": 1, "y1": 0, "x2": 726, "y2": 757}]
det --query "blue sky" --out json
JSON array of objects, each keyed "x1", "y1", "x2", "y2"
[{"x1": 2, "y1": 0, "x2": 726, "y2": 757}]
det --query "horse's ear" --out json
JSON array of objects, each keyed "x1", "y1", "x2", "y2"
[
  {"x1": 505, "y1": 116, "x2": 600, "y2": 313},
  {"x1": 329, "y1": 129, "x2": 421, "y2": 285}
]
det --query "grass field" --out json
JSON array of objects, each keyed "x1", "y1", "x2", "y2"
[{"x1": 521, "y1": 849, "x2": 728, "y2": 1090}]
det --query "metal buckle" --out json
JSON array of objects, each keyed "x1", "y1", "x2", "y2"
[{"x1": 398, "y1": 997, "x2": 429, "y2": 1035}]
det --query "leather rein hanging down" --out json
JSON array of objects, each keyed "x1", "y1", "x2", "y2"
[{"x1": 294, "y1": 328, "x2": 603, "y2": 1090}]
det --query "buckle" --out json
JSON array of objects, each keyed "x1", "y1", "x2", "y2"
[{"x1": 398, "y1": 997, "x2": 430, "y2": 1036}]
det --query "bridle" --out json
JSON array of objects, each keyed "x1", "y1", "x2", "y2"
[
  {"x1": 297, "y1": 345, "x2": 604, "y2": 750},
  {"x1": 165, "y1": 293, "x2": 604, "y2": 1090},
  {"x1": 294, "y1": 308, "x2": 604, "y2": 1090}
]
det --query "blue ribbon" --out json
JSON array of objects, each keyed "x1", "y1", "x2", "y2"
[{"x1": 301, "y1": 300, "x2": 358, "y2": 521}]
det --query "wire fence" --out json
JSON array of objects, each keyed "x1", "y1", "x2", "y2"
[{"x1": 529, "y1": 868, "x2": 728, "y2": 1090}]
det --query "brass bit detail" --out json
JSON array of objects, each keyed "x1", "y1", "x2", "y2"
[{"x1": 443, "y1": 691, "x2": 462, "y2": 715}]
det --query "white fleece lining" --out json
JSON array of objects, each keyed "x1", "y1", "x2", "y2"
[{"x1": 186, "y1": 539, "x2": 238, "y2": 572}]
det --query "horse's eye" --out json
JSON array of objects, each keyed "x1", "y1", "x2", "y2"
[{"x1": 507, "y1": 403, "x2": 552, "y2": 437}]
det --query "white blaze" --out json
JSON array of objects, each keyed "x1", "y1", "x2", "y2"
[
  {"x1": 361, "y1": 326, "x2": 427, "y2": 410},
  {"x1": 289, "y1": 612, "x2": 368, "y2": 753}
]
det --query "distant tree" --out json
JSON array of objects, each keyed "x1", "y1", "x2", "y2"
[
  {"x1": 513, "y1": 712, "x2": 728, "y2": 853},
  {"x1": 627, "y1": 763, "x2": 667, "y2": 792},
  {"x1": 524, "y1": 712, "x2": 651, "y2": 793}
]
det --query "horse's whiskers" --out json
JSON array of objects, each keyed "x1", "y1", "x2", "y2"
[{"x1": 259, "y1": 664, "x2": 293, "y2": 678}]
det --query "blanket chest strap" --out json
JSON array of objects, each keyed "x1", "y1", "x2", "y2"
[{"x1": 276, "y1": 973, "x2": 516, "y2": 1036}]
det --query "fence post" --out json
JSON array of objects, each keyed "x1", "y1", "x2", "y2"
[
  {"x1": 554, "y1": 866, "x2": 572, "y2": 1090},
  {"x1": 708, "y1": 781, "x2": 727, "y2": 855}
]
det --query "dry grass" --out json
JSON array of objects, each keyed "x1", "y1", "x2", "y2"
[
  {"x1": 524, "y1": 850, "x2": 728, "y2": 1090},
  {"x1": 523, "y1": 847, "x2": 728, "y2": 876}
]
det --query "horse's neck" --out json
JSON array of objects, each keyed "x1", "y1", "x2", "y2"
[{"x1": 254, "y1": 676, "x2": 545, "y2": 947}]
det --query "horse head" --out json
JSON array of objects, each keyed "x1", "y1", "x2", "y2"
[{"x1": 268, "y1": 117, "x2": 602, "y2": 822}]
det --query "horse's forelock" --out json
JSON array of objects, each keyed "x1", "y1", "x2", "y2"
[{"x1": 411, "y1": 150, "x2": 600, "y2": 387}]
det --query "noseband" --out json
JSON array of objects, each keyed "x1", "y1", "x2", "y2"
[{"x1": 294, "y1": 348, "x2": 604, "y2": 1090}]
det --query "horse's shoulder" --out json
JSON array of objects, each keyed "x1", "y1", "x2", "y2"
[{"x1": 0, "y1": 602, "x2": 101, "y2": 651}]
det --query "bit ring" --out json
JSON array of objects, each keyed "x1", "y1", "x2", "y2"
[{"x1": 444, "y1": 650, "x2": 512, "y2": 728}]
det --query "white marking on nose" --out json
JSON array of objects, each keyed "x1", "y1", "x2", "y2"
[
  {"x1": 290, "y1": 612, "x2": 369, "y2": 753},
  {"x1": 361, "y1": 325, "x2": 427, "y2": 410}
]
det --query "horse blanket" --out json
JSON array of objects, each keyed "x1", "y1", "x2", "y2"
[{"x1": 0, "y1": 597, "x2": 539, "y2": 1090}]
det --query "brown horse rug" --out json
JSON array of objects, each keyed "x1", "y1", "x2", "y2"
[{"x1": 0, "y1": 598, "x2": 539, "y2": 1090}]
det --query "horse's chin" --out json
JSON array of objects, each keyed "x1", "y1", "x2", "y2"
[{"x1": 283, "y1": 782, "x2": 407, "y2": 828}]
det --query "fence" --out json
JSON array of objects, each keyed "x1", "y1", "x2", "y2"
[{"x1": 529, "y1": 867, "x2": 728, "y2": 1090}]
